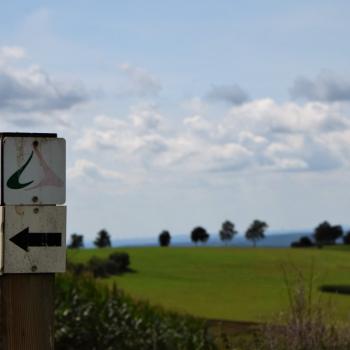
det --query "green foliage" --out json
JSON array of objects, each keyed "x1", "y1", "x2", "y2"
[
  {"x1": 343, "y1": 231, "x2": 350, "y2": 245},
  {"x1": 55, "y1": 274, "x2": 216, "y2": 350},
  {"x1": 191, "y1": 226, "x2": 210, "y2": 244},
  {"x1": 320, "y1": 284, "x2": 350, "y2": 295},
  {"x1": 68, "y1": 233, "x2": 84, "y2": 249},
  {"x1": 245, "y1": 220, "x2": 268, "y2": 247},
  {"x1": 291, "y1": 236, "x2": 314, "y2": 248},
  {"x1": 219, "y1": 220, "x2": 237, "y2": 245},
  {"x1": 108, "y1": 252, "x2": 130, "y2": 271},
  {"x1": 314, "y1": 221, "x2": 343, "y2": 246},
  {"x1": 94, "y1": 229, "x2": 112, "y2": 248},
  {"x1": 68, "y1": 252, "x2": 131, "y2": 278},
  {"x1": 88, "y1": 256, "x2": 111, "y2": 278},
  {"x1": 159, "y1": 230, "x2": 171, "y2": 247}
]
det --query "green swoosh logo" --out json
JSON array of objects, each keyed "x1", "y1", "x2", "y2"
[{"x1": 7, "y1": 151, "x2": 34, "y2": 189}]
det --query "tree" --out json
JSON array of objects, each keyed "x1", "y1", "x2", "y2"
[
  {"x1": 343, "y1": 231, "x2": 350, "y2": 245},
  {"x1": 245, "y1": 220, "x2": 268, "y2": 247},
  {"x1": 159, "y1": 230, "x2": 171, "y2": 247},
  {"x1": 94, "y1": 229, "x2": 111, "y2": 248},
  {"x1": 68, "y1": 233, "x2": 84, "y2": 249},
  {"x1": 219, "y1": 220, "x2": 237, "y2": 246},
  {"x1": 314, "y1": 221, "x2": 343, "y2": 246},
  {"x1": 191, "y1": 226, "x2": 210, "y2": 244},
  {"x1": 331, "y1": 225, "x2": 343, "y2": 242}
]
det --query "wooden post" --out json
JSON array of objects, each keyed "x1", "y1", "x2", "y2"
[{"x1": 0, "y1": 274, "x2": 55, "y2": 350}]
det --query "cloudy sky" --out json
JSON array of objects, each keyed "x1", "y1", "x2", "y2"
[{"x1": 1, "y1": 1, "x2": 350, "y2": 240}]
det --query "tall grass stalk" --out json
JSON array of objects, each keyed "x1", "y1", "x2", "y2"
[{"x1": 257, "y1": 263, "x2": 350, "y2": 350}]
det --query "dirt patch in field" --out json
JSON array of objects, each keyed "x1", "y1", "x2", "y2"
[{"x1": 206, "y1": 318, "x2": 261, "y2": 335}]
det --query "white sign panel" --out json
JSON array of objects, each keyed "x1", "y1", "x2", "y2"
[
  {"x1": 0, "y1": 205, "x2": 66, "y2": 273},
  {"x1": 2, "y1": 137, "x2": 66, "y2": 205}
]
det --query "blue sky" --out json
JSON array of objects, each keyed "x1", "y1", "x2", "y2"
[{"x1": 1, "y1": 1, "x2": 350, "y2": 240}]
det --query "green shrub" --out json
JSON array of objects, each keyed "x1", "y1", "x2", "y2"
[
  {"x1": 88, "y1": 256, "x2": 109, "y2": 278},
  {"x1": 67, "y1": 252, "x2": 132, "y2": 278},
  {"x1": 108, "y1": 252, "x2": 130, "y2": 271},
  {"x1": 55, "y1": 274, "x2": 216, "y2": 350},
  {"x1": 320, "y1": 284, "x2": 350, "y2": 295}
]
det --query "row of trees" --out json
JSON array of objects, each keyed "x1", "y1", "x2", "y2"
[
  {"x1": 69, "y1": 220, "x2": 350, "y2": 250},
  {"x1": 292, "y1": 221, "x2": 350, "y2": 247},
  {"x1": 69, "y1": 229, "x2": 112, "y2": 249},
  {"x1": 159, "y1": 219, "x2": 268, "y2": 247}
]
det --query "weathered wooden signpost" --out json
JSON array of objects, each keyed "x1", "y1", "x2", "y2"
[{"x1": 0, "y1": 133, "x2": 66, "y2": 349}]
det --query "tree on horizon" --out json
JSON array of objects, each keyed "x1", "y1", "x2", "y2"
[
  {"x1": 94, "y1": 229, "x2": 112, "y2": 248},
  {"x1": 191, "y1": 226, "x2": 210, "y2": 245},
  {"x1": 245, "y1": 220, "x2": 268, "y2": 247},
  {"x1": 68, "y1": 233, "x2": 84, "y2": 249},
  {"x1": 159, "y1": 230, "x2": 171, "y2": 247},
  {"x1": 343, "y1": 231, "x2": 350, "y2": 245},
  {"x1": 314, "y1": 221, "x2": 343, "y2": 246},
  {"x1": 219, "y1": 220, "x2": 237, "y2": 246}
]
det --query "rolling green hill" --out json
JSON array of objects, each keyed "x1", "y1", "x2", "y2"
[{"x1": 68, "y1": 247, "x2": 350, "y2": 322}]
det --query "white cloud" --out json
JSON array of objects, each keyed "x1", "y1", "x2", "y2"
[
  {"x1": 221, "y1": 99, "x2": 350, "y2": 136},
  {"x1": 182, "y1": 97, "x2": 208, "y2": 114},
  {"x1": 75, "y1": 97, "x2": 350, "y2": 178},
  {"x1": 68, "y1": 159, "x2": 124, "y2": 181},
  {"x1": 183, "y1": 115, "x2": 212, "y2": 132},
  {"x1": 117, "y1": 63, "x2": 162, "y2": 97},
  {"x1": 0, "y1": 46, "x2": 26, "y2": 62},
  {"x1": 0, "y1": 65, "x2": 88, "y2": 113},
  {"x1": 130, "y1": 104, "x2": 164, "y2": 131},
  {"x1": 0, "y1": 46, "x2": 89, "y2": 126}
]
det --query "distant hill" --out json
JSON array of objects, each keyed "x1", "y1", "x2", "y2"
[{"x1": 83, "y1": 230, "x2": 315, "y2": 248}]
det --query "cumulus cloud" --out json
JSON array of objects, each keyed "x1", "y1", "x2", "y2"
[
  {"x1": 222, "y1": 98, "x2": 349, "y2": 136},
  {"x1": 205, "y1": 84, "x2": 249, "y2": 105},
  {"x1": 74, "y1": 97, "x2": 350, "y2": 177},
  {"x1": 117, "y1": 63, "x2": 162, "y2": 97},
  {"x1": 290, "y1": 72, "x2": 350, "y2": 102},
  {"x1": 68, "y1": 159, "x2": 124, "y2": 181},
  {"x1": 0, "y1": 65, "x2": 88, "y2": 112},
  {"x1": 0, "y1": 46, "x2": 26, "y2": 62},
  {"x1": 0, "y1": 46, "x2": 88, "y2": 114}
]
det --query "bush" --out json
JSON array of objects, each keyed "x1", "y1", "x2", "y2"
[
  {"x1": 291, "y1": 236, "x2": 314, "y2": 248},
  {"x1": 320, "y1": 284, "x2": 350, "y2": 295},
  {"x1": 67, "y1": 252, "x2": 132, "y2": 278},
  {"x1": 88, "y1": 257, "x2": 109, "y2": 278},
  {"x1": 55, "y1": 274, "x2": 216, "y2": 350},
  {"x1": 109, "y1": 252, "x2": 130, "y2": 271},
  {"x1": 66, "y1": 261, "x2": 86, "y2": 276}
]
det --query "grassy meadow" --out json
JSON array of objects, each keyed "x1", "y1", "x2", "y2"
[{"x1": 68, "y1": 246, "x2": 350, "y2": 322}]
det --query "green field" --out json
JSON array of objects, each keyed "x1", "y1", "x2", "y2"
[{"x1": 68, "y1": 247, "x2": 350, "y2": 322}]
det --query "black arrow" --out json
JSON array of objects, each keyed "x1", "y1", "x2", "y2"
[{"x1": 10, "y1": 228, "x2": 62, "y2": 252}]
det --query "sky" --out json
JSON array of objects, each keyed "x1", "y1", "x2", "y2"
[{"x1": 1, "y1": 1, "x2": 350, "y2": 240}]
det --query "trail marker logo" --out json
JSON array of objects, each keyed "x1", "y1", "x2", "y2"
[
  {"x1": 3, "y1": 137, "x2": 66, "y2": 204},
  {"x1": 6, "y1": 144, "x2": 64, "y2": 190}
]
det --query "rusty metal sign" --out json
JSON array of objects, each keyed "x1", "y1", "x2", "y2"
[
  {"x1": 0, "y1": 205, "x2": 66, "y2": 273},
  {"x1": 2, "y1": 136, "x2": 66, "y2": 205}
]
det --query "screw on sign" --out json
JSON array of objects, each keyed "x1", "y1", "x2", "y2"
[{"x1": 0, "y1": 133, "x2": 66, "y2": 350}]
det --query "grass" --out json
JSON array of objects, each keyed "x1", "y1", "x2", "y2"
[{"x1": 68, "y1": 246, "x2": 350, "y2": 322}]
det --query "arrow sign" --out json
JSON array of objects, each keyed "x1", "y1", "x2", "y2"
[{"x1": 10, "y1": 228, "x2": 62, "y2": 252}]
